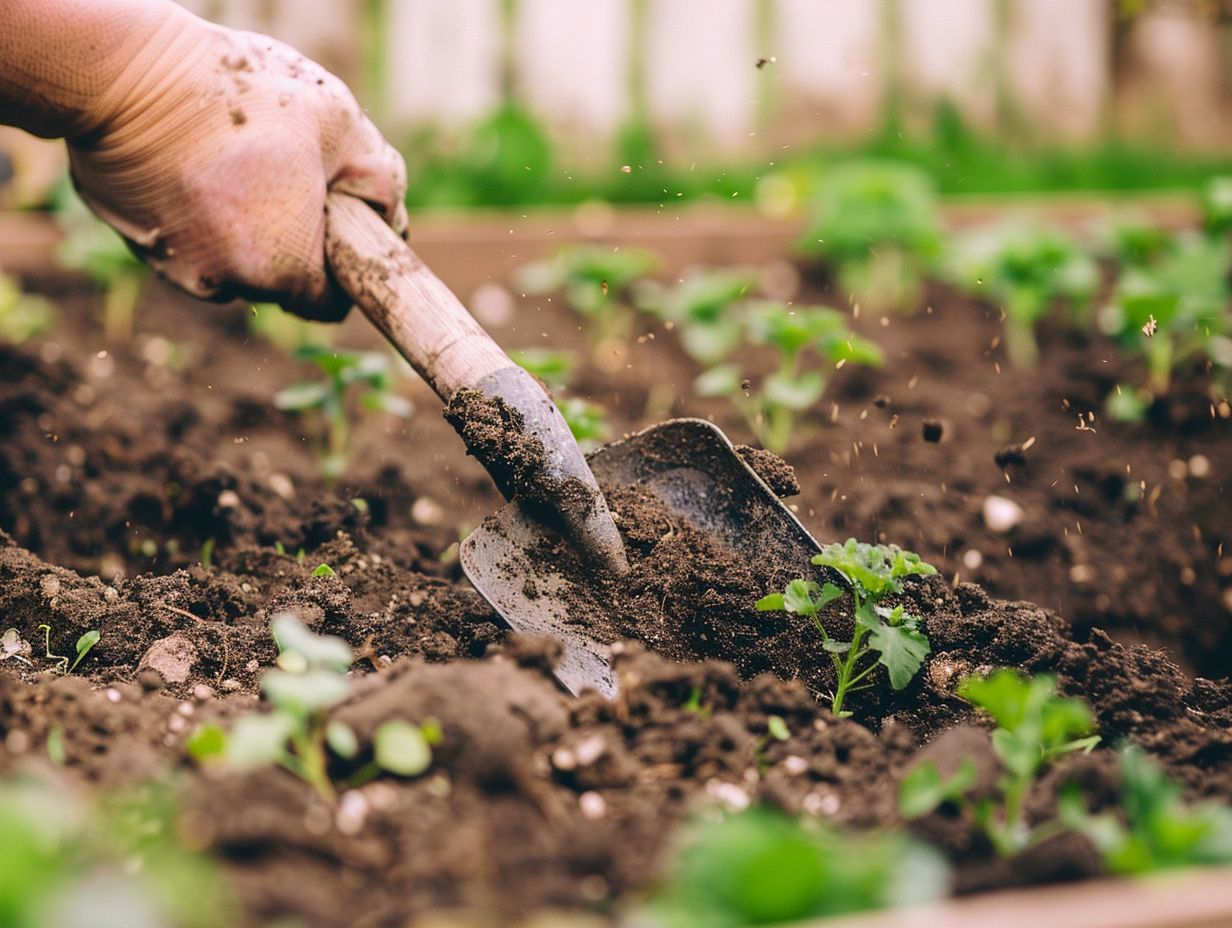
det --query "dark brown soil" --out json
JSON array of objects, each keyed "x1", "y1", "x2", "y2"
[{"x1": 0, "y1": 269, "x2": 1229, "y2": 926}]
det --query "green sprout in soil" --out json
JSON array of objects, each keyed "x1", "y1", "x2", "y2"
[
  {"x1": 1061, "y1": 744, "x2": 1232, "y2": 874},
  {"x1": 757, "y1": 539, "x2": 934, "y2": 717},
  {"x1": 514, "y1": 244, "x2": 659, "y2": 350},
  {"x1": 0, "y1": 274, "x2": 55, "y2": 344},
  {"x1": 900, "y1": 669, "x2": 1100, "y2": 856},
  {"x1": 53, "y1": 185, "x2": 146, "y2": 342},
  {"x1": 311, "y1": 563, "x2": 336, "y2": 578},
  {"x1": 36, "y1": 624, "x2": 100, "y2": 674},
  {"x1": 512, "y1": 348, "x2": 612, "y2": 452},
  {"x1": 948, "y1": 221, "x2": 1099, "y2": 369},
  {"x1": 0, "y1": 775, "x2": 231, "y2": 928},
  {"x1": 1099, "y1": 232, "x2": 1230, "y2": 396},
  {"x1": 187, "y1": 613, "x2": 436, "y2": 801},
  {"x1": 635, "y1": 267, "x2": 759, "y2": 366},
  {"x1": 796, "y1": 159, "x2": 941, "y2": 314},
  {"x1": 275, "y1": 345, "x2": 412, "y2": 482},
  {"x1": 698, "y1": 302, "x2": 883, "y2": 454},
  {"x1": 200, "y1": 537, "x2": 215, "y2": 569},
  {"x1": 642, "y1": 806, "x2": 948, "y2": 926}
]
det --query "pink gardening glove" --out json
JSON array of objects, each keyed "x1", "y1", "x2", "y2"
[{"x1": 60, "y1": 4, "x2": 407, "y2": 321}]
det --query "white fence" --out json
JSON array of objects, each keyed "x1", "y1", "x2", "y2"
[{"x1": 180, "y1": 0, "x2": 1230, "y2": 156}]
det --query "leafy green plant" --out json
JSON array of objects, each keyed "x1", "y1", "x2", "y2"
[
  {"x1": 53, "y1": 185, "x2": 145, "y2": 341},
  {"x1": 642, "y1": 806, "x2": 948, "y2": 927},
  {"x1": 797, "y1": 160, "x2": 941, "y2": 314},
  {"x1": 757, "y1": 539, "x2": 934, "y2": 717},
  {"x1": 0, "y1": 273, "x2": 54, "y2": 344},
  {"x1": 948, "y1": 221, "x2": 1100, "y2": 369},
  {"x1": 275, "y1": 345, "x2": 412, "y2": 481},
  {"x1": 514, "y1": 244, "x2": 659, "y2": 349},
  {"x1": 1200, "y1": 175, "x2": 1232, "y2": 237},
  {"x1": 36, "y1": 624, "x2": 100, "y2": 674},
  {"x1": 187, "y1": 614, "x2": 436, "y2": 800},
  {"x1": 635, "y1": 268, "x2": 758, "y2": 366},
  {"x1": 698, "y1": 302, "x2": 883, "y2": 454},
  {"x1": 902, "y1": 670, "x2": 1099, "y2": 856},
  {"x1": 1099, "y1": 231, "x2": 1230, "y2": 395},
  {"x1": 0, "y1": 775, "x2": 230, "y2": 928},
  {"x1": 1061, "y1": 745, "x2": 1232, "y2": 874}
]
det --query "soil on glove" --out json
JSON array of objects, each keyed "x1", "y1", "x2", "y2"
[{"x1": 0, "y1": 269, "x2": 1228, "y2": 927}]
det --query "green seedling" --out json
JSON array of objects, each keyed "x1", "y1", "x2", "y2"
[
  {"x1": 643, "y1": 806, "x2": 948, "y2": 926},
  {"x1": 1099, "y1": 231, "x2": 1230, "y2": 395},
  {"x1": 187, "y1": 613, "x2": 437, "y2": 801},
  {"x1": 200, "y1": 537, "x2": 215, "y2": 569},
  {"x1": 275, "y1": 345, "x2": 412, "y2": 482},
  {"x1": 797, "y1": 160, "x2": 941, "y2": 314},
  {"x1": 311, "y1": 563, "x2": 336, "y2": 578},
  {"x1": 697, "y1": 302, "x2": 882, "y2": 454},
  {"x1": 53, "y1": 185, "x2": 145, "y2": 341},
  {"x1": 948, "y1": 221, "x2": 1099, "y2": 369},
  {"x1": 0, "y1": 273, "x2": 55, "y2": 344},
  {"x1": 1104, "y1": 383, "x2": 1152, "y2": 424},
  {"x1": 1099, "y1": 216, "x2": 1174, "y2": 269},
  {"x1": 757, "y1": 539, "x2": 934, "y2": 717},
  {"x1": 1061, "y1": 745, "x2": 1232, "y2": 874},
  {"x1": 635, "y1": 267, "x2": 758, "y2": 366},
  {"x1": 35, "y1": 624, "x2": 100, "y2": 674},
  {"x1": 512, "y1": 348, "x2": 612, "y2": 451},
  {"x1": 902, "y1": 670, "x2": 1099, "y2": 856},
  {"x1": 0, "y1": 775, "x2": 231, "y2": 928},
  {"x1": 514, "y1": 244, "x2": 659, "y2": 349}
]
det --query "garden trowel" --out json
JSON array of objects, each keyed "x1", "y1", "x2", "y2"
[{"x1": 325, "y1": 194, "x2": 821, "y2": 698}]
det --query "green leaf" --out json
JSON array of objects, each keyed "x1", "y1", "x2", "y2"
[
  {"x1": 225, "y1": 712, "x2": 296, "y2": 769},
  {"x1": 694, "y1": 363, "x2": 742, "y2": 398},
  {"x1": 374, "y1": 720, "x2": 432, "y2": 777},
  {"x1": 822, "y1": 639, "x2": 852, "y2": 654},
  {"x1": 867, "y1": 620, "x2": 930, "y2": 690},
  {"x1": 185, "y1": 723, "x2": 227, "y2": 762},
  {"x1": 767, "y1": 716, "x2": 790, "y2": 742},
  {"x1": 899, "y1": 759, "x2": 977, "y2": 819},
  {"x1": 69, "y1": 630, "x2": 100, "y2": 672},
  {"x1": 261, "y1": 668, "x2": 350, "y2": 715},
  {"x1": 764, "y1": 370, "x2": 825, "y2": 411},
  {"x1": 274, "y1": 381, "x2": 331, "y2": 411},
  {"x1": 755, "y1": 593, "x2": 786, "y2": 612},
  {"x1": 271, "y1": 613, "x2": 352, "y2": 671},
  {"x1": 784, "y1": 579, "x2": 821, "y2": 616},
  {"x1": 311, "y1": 563, "x2": 336, "y2": 578},
  {"x1": 326, "y1": 720, "x2": 359, "y2": 759}
]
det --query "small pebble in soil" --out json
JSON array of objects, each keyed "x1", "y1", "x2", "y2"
[
  {"x1": 983, "y1": 495, "x2": 1024, "y2": 533},
  {"x1": 705, "y1": 779, "x2": 750, "y2": 812},
  {"x1": 217, "y1": 490, "x2": 240, "y2": 509},
  {"x1": 104, "y1": 688, "x2": 122, "y2": 703},
  {"x1": 1189, "y1": 454, "x2": 1211, "y2": 478},
  {"x1": 802, "y1": 791, "x2": 841, "y2": 816},
  {"x1": 1070, "y1": 564, "x2": 1095, "y2": 584},
  {"x1": 336, "y1": 791, "x2": 370, "y2": 835},
  {"x1": 578, "y1": 791, "x2": 607, "y2": 820},
  {"x1": 782, "y1": 755, "x2": 808, "y2": 775},
  {"x1": 574, "y1": 735, "x2": 607, "y2": 767},
  {"x1": 5, "y1": 730, "x2": 30, "y2": 754},
  {"x1": 962, "y1": 549, "x2": 983, "y2": 570},
  {"x1": 551, "y1": 748, "x2": 577, "y2": 771},
  {"x1": 922, "y1": 419, "x2": 944, "y2": 443}
]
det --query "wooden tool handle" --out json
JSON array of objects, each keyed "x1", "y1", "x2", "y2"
[{"x1": 323, "y1": 192, "x2": 509, "y2": 401}]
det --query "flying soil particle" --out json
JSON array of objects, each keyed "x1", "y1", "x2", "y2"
[
  {"x1": 922, "y1": 420, "x2": 944, "y2": 443},
  {"x1": 994, "y1": 442, "x2": 1029, "y2": 468}
]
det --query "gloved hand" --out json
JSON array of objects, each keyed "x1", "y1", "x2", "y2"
[{"x1": 2, "y1": 1, "x2": 407, "y2": 321}]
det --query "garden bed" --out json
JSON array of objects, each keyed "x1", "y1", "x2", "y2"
[{"x1": 0, "y1": 221, "x2": 1230, "y2": 926}]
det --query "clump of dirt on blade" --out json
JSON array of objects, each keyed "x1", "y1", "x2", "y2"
[
  {"x1": 735, "y1": 444, "x2": 800, "y2": 497},
  {"x1": 444, "y1": 389, "x2": 548, "y2": 502}
]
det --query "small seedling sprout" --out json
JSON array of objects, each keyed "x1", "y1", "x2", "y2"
[
  {"x1": 0, "y1": 273, "x2": 56, "y2": 344},
  {"x1": 275, "y1": 346, "x2": 412, "y2": 482},
  {"x1": 698, "y1": 302, "x2": 883, "y2": 454},
  {"x1": 635, "y1": 267, "x2": 759, "y2": 366},
  {"x1": 311, "y1": 563, "x2": 336, "y2": 578},
  {"x1": 188, "y1": 613, "x2": 438, "y2": 800},
  {"x1": 512, "y1": 349, "x2": 612, "y2": 451},
  {"x1": 757, "y1": 539, "x2": 934, "y2": 716}
]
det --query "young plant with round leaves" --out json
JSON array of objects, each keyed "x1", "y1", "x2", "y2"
[
  {"x1": 1099, "y1": 231, "x2": 1230, "y2": 396},
  {"x1": 947, "y1": 221, "x2": 1099, "y2": 369},
  {"x1": 635, "y1": 267, "x2": 758, "y2": 366},
  {"x1": 902, "y1": 669, "x2": 1099, "y2": 856},
  {"x1": 642, "y1": 806, "x2": 948, "y2": 927},
  {"x1": 514, "y1": 244, "x2": 659, "y2": 349},
  {"x1": 275, "y1": 345, "x2": 412, "y2": 482},
  {"x1": 511, "y1": 348, "x2": 612, "y2": 452},
  {"x1": 1060, "y1": 744, "x2": 1232, "y2": 874},
  {"x1": 186, "y1": 613, "x2": 438, "y2": 801},
  {"x1": 796, "y1": 160, "x2": 941, "y2": 314},
  {"x1": 757, "y1": 539, "x2": 934, "y2": 717},
  {"x1": 698, "y1": 302, "x2": 883, "y2": 454}
]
